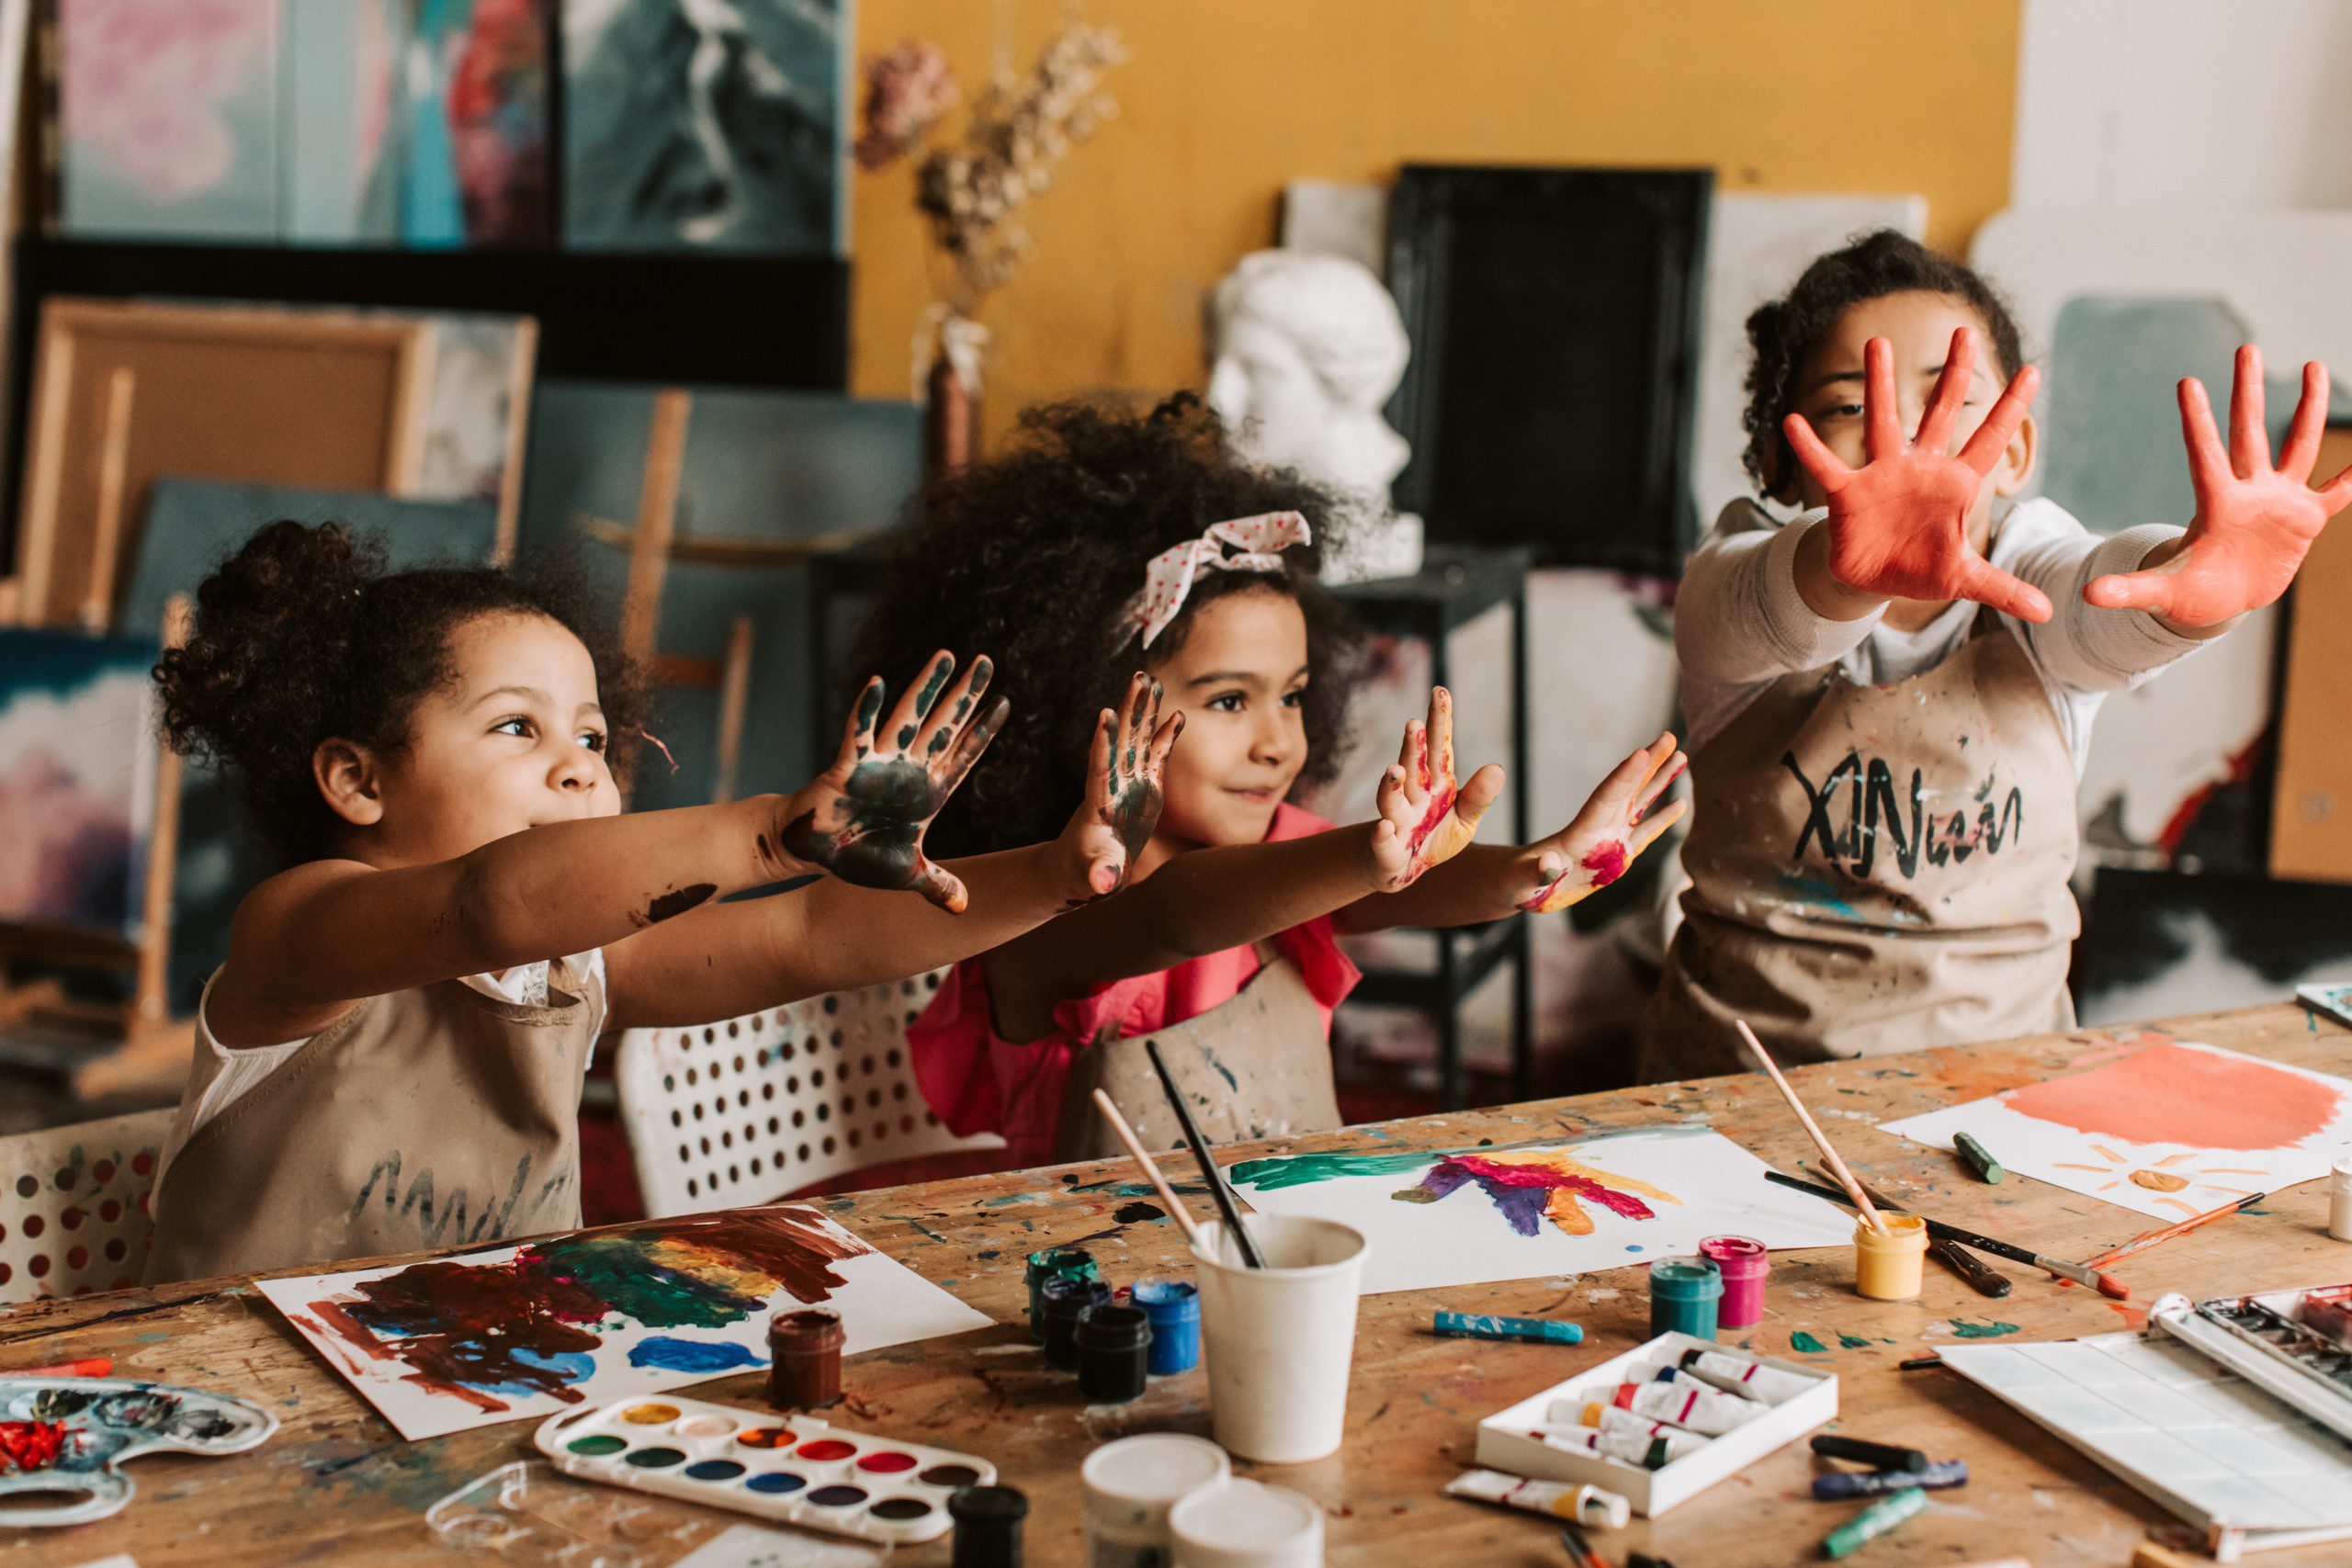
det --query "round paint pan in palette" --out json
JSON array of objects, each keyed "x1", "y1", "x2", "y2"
[{"x1": 533, "y1": 1394, "x2": 994, "y2": 1545}]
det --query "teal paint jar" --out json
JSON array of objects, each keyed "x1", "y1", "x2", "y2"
[{"x1": 1649, "y1": 1257, "x2": 1723, "y2": 1341}]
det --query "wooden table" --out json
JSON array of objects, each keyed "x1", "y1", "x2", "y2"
[{"x1": 7, "y1": 1002, "x2": 2351, "y2": 1566}]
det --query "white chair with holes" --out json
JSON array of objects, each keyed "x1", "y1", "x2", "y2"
[
  {"x1": 0, "y1": 1109, "x2": 171, "y2": 1303},
  {"x1": 613, "y1": 971, "x2": 1003, "y2": 1218}
]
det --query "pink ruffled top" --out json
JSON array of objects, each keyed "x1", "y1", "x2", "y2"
[{"x1": 910, "y1": 802, "x2": 1362, "y2": 1168}]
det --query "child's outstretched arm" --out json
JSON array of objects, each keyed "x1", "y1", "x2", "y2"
[
  {"x1": 2085, "y1": 345, "x2": 2352, "y2": 635},
  {"x1": 210, "y1": 653, "x2": 1002, "y2": 1043},
  {"x1": 604, "y1": 675, "x2": 1182, "y2": 1029},
  {"x1": 1335, "y1": 733, "x2": 1685, "y2": 931}
]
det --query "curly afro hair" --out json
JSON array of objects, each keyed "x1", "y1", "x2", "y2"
[
  {"x1": 154, "y1": 520, "x2": 642, "y2": 862},
  {"x1": 1742, "y1": 229, "x2": 2028, "y2": 499},
  {"x1": 852, "y1": 393, "x2": 1366, "y2": 861}
]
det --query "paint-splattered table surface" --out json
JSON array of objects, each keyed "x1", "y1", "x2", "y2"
[{"x1": 7, "y1": 1000, "x2": 2352, "y2": 1566}]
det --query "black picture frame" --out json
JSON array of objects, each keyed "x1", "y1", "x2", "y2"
[{"x1": 1384, "y1": 164, "x2": 1712, "y2": 573}]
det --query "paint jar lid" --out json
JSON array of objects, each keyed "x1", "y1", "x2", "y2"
[
  {"x1": 766, "y1": 1307, "x2": 843, "y2": 1352},
  {"x1": 1700, "y1": 1235, "x2": 1769, "y2": 1278},
  {"x1": 949, "y1": 1484, "x2": 1028, "y2": 1567},
  {"x1": 1042, "y1": 1278, "x2": 1113, "y2": 1319},
  {"x1": 1081, "y1": 1432, "x2": 1230, "y2": 1537},
  {"x1": 1075, "y1": 1302, "x2": 1153, "y2": 1354},
  {"x1": 1649, "y1": 1258, "x2": 1723, "y2": 1301},
  {"x1": 1027, "y1": 1246, "x2": 1100, "y2": 1283},
  {"x1": 1168, "y1": 1479, "x2": 1324, "y2": 1568},
  {"x1": 1132, "y1": 1276, "x2": 1201, "y2": 1320}
]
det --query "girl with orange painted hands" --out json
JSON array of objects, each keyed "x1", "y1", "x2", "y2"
[{"x1": 1648, "y1": 231, "x2": 2346, "y2": 1082}]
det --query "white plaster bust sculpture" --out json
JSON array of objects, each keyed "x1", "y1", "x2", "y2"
[{"x1": 1205, "y1": 249, "x2": 1424, "y2": 581}]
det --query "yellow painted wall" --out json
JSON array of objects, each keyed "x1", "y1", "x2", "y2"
[{"x1": 848, "y1": 1, "x2": 2022, "y2": 446}]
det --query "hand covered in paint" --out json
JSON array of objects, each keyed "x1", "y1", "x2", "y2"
[
  {"x1": 781, "y1": 650, "x2": 1009, "y2": 913},
  {"x1": 1058, "y1": 672, "x2": 1184, "y2": 904},
  {"x1": 1786, "y1": 328, "x2": 2052, "y2": 623},
  {"x1": 1364, "y1": 687, "x2": 1506, "y2": 893},
  {"x1": 2086, "y1": 345, "x2": 2352, "y2": 626},
  {"x1": 1517, "y1": 732, "x2": 1685, "y2": 913}
]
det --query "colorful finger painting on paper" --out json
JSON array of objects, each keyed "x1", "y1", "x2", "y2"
[
  {"x1": 1226, "y1": 1126, "x2": 1853, "y2": 1295},
  {"x1": 1881, "y1": 1036, "x2": 2352, "y2": 1218},
  {"x1": 255, "y1": 1206, "x2": 989, "y2": 1440}
]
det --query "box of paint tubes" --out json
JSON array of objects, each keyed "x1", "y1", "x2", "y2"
[{"x1": 1475, "y1": 1331, "x2": 1836, "y2": 1517}]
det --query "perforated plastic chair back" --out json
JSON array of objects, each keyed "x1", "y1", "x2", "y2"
[
  {"x1": 613, "y1": 971, "x2": 1002, "y2": 1218},
  {"x1": 0, "y1": 1109, "x2": 171, "y2": 1303}
]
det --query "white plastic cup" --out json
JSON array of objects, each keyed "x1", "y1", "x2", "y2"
[
  {"x1": 2331, "y1": 1156, "x2": 2352, "y2": 1242},
  {"x1": 1190, "y1": 1214, "x2": 1367, "y2": 1463},
  {"x1": 1082, "y1": 1432, "x2": 1231, "y2": 1568},
  {"x1": 1169, "y1": 1478, "x2": 1325, "y2": 1568}
]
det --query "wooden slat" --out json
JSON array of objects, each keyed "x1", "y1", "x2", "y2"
[{"x1": 2271, "y1": 426, "x2": 2352, "y2": 882}]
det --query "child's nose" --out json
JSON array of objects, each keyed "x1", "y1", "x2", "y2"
[{"x1": 551, "y1": 744, "x2": 601, "y2": 792}]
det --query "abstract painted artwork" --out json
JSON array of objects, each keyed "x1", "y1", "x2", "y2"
[
  {"x1": 0, "y1": 630, "x2": 160, "y2": 939},
  {"x1": 1227, "y1": 1126, "x2": 1853, "y2": 1295},
  {"x1": 1883, "y1": 1036, "x2": 2352, "y2": 1219},
  {"x1": 257, "y1": 1207, "x2": 989, "y2": 1439}
]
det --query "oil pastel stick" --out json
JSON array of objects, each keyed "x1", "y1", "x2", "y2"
[
  {"x1": 11, "y1": 1357, "x2": 110, "y2": 1378},
  {"x1": 1431, "y1": 1310, "x2": 1582, "y2": 1345},
  {"x1": 1811, "y1": 1433, "x2": 1928, "y2": 1472},
  {"x1": 1812, "y1": 1460, "x2": 1966, "y2": 1499},
  {"x1": 1822, "y1": 1486, "x2": 1928, "y2": 1558},
  {"x1": 1953, "y1": 1131, "x2": 2006, "y2": 1183}
]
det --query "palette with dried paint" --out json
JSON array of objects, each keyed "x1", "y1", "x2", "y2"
[
  {"x1": 534, "y1": 1395, "x2": 993, "y2": 1543},
  {"x1": 0, "y1": 1376, "x2": 277, "y2": 1527},
  {"x1": 2151, "y1": 1281, "x2": 2352, "y2": 1444}
]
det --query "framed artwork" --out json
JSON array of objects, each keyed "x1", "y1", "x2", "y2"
[{"x1": 0, "y1": 626, "x2": 161, "y2": 941}]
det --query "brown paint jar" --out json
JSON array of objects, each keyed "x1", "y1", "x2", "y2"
[{"x1": 767, "y1": 1306, "x2": 844, "y2": 1409}]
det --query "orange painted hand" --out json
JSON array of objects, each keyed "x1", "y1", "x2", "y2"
[
  {"x1": 2085, "y1": 345, "x2": 2352, "y2": 627},
  {"x1": 1366, "y1": 687, "x2": 1505, "y2": 893},
  {"x1": 1784, "y1": 329, "x2": 2052, "y2": 623},
  {"x1": 1518, "y1": 733, "x2": 1685, "y2": 914}
]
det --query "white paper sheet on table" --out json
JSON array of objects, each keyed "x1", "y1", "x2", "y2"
[
  {"x1": 1224, "y1": 1124, "x2": 1852, "y2": 1295},
  {"x1": 1880, "y1": 1037, "x2": 2352, "y2": 1219},
  {"x1": 256, "y1": 1206, "x2": 989, "y2": 1440}
]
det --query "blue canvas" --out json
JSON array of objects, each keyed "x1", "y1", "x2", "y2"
[{"x1": 0, "y1": 629, "x2": 162, "y2": 939}]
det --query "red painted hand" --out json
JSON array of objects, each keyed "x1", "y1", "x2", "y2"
[
  {"x1": 782, "y1": 649, "x2": 1009, "y2": 913},
  {"x1": 1784, "y1": 329, "x2": 2052, "y2": 623},
  {"x1": 1365, "y1": 688, "x2": 1504, "y2": 893},
  {"x1": 1062, "y1": 671, "x2": 1183, "y2": 903},
  {"x1": 1519, "y1": 734, "x2": 1686, "y2": 913},
  {"x1": 2085, "y1": 345, "x2": 2352, "y2": 626}
]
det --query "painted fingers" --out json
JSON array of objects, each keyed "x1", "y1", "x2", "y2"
[
  {"x1": 1080, "y1": 672, "x2": 1180, "y2": 897},
  {"x1": 1518, "y1": 733, "x2": 1687, "y2": 914}
]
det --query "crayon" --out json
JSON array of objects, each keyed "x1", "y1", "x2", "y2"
[
  {"x1": 1431, "y1": 1310, "x2": 1582, "y2": 1345},
  {"x1": 1812, "y1": 1459, "x2": 1967, "y2": 1499},
  {"x1": 1823, "y1": 1486, "x2": 1927, "y2": 1559},
  {"x1": 1953, "y1": 1131, "x2": 2006, "y2": 1183}
]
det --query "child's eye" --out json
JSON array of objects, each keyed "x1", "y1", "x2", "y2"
[
  {"x1": 1823, "y1": 401, "x2": 1865, "y2": 420},
  {"x1": 578, "y1": 730, "x2": 606, "y2": 753},
  {"x1": 1205, "y1": 691, "x2": 1246, "y2": 713},
  {"x1": 1282, "y1": 688, "x2": 1306, "y2": 709},
  {"x1": 492, "y1": 716, "x2": 534, "y2": 739}
]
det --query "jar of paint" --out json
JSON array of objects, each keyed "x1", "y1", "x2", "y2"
[
  {"x1": 1853, "y1": 1213, "x2": 1929, "y2": 1301},
  {"x1": 1042, "y1": 1277, "x2": 1113, "y2": 1371},
  {"x1": 1131, "y1": 1276, "x2": 1202, "y2": 1375},
  {"x1": 950, "y1": 1483, "x2": 1030, "y2": 1568},
  {"x1": 2332, "y1": 1157, "x2": 2352, "y2": 1242},
  {"x1": 1081, "y1": 1432, "x2": 1230, "y2": 1568},
  {"x1": 1699, "y1": 1235, "x2": 1769, "y2": 1328},
  {"x1": 1648, "y1": 1257, "x2": 1722, "y2": 1340},
  {"x1": 1026, "y1": 1247, "x2": 1101, "y2": 1341},
  {"x1": 1076, "y1": 1303, "x2": 1153, "y2": 1404},
  {"x1": 1168, "y1": 1478, "x2": 1325, "y2": 1568},
  {"x1": 765, "y1": 1306, "x2": 843, "y2": 1409}
]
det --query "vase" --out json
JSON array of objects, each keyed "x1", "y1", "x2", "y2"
[{"x1": 919, "y1": 308, "x2": 989, "y2": 479}]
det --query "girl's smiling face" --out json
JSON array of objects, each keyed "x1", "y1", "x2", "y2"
[
  {"x1": 1142, "y1": 586, "x2": 1310, "y2": 854},
  {"x1": 320, "y1": 611, "x2": 619, "y2": 867}
]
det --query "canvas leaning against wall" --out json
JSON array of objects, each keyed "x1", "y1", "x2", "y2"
[{"x1": 0, "y1": 629, "x2": 162, "y2": 941}]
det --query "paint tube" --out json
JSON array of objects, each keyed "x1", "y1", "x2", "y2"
[
  {"x1": 1551, "y1": 1400, "x2": 1707, "y2": 1461},
  {"x1": 1523, "y1": 1424, "x2": 1679, "y2": 1469},
  {"x1": 1444, "y1": 1470, "x2": 1630, "y2": 1529},
  {"x1": 1678, "y1": 1347, "x2": 1818, "y2": 1404},
  {"x1": 1611, "y1": 1376, "x2": 1764, "y2": 1437}
]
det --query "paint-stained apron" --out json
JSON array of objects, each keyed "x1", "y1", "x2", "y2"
[
  {"x1": 1054, "y1": 950, "x2": 1341, "y2": 1162},
  {"x1": 1642, "y1": 610, "x2": 2078, "y2": 1080},
  {"x1": 143, "y1": 971, "x2": 602, "y2": 1284}
]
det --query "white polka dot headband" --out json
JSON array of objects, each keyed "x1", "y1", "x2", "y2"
[{"x1": 1127, "y1": 511, "x2": 1313, "y2": 649}]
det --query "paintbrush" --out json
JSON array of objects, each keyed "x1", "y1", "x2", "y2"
[
  {"x1": 1557, "y1": 1524, "x2": 1608, "y2": 1568},
  {"x1": 1811, "y1": 1166, "x2": 2012, "y2": 1298},
  {"x1": 1142, "y1": 1039, "x2": 1265, "y2": 1269},
  {"x1": 1091, "y1": 1089, "x2": 1203, "y2": 1249},
  {"x1": 1765, "y1": 1169, "x2": 2129, "y2": 1298},
  {"x1": 2072, "y1": 1190, "x2": 2266, "y2": 1278},
  {"x1": 1734, "y1": 1019, "x2": 1887, "y2": 1234}
]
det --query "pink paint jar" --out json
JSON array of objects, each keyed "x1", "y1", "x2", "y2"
[{"x1": 1700, "y1": 1235, "x2": 1769, "y2": 1329}]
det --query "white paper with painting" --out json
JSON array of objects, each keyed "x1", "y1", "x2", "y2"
[
  {"x1": 1223, "y1": 1125, "x2": 1853, "y2": 1296},
  {"x1": 256, "y1": 1206, "x2": 989, "y2": 1441},
  {"x1": 1882, "y1": 1037, "x2": 2352, "y2": 1219}
]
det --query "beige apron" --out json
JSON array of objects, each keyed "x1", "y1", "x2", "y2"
[
  {"x1": 1643, "y1": 610, "x2": 2078, "y2": 1080},
  {"x1": 1053, "y1": 950, "x2": 1341, "y2": 1162},
  {"x1": 144, "y1": 968, "x2": 603, "y2": 1284}
]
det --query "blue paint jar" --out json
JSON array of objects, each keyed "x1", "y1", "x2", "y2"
[
  {"x1": 1130, "y1": 1276, "x2": 1201, "y2": 1375},
  {"x1": 1649, "y1": 1258, "x2": 1723, "y2": 1341}
]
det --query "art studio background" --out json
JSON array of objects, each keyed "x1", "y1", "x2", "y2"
[{"x1": 8, "y1": 0, "x2": 2352, "y2": 1238}]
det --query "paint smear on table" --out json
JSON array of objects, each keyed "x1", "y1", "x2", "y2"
[
  {"x1": 1948, "y1": 1320, "x2": 2020, "y2": 1338},
  {"x1": 1791, "y1": 1332, "x2": 1829, "y2": 1353}
]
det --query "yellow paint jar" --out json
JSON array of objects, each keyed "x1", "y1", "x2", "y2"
[{"x1": 1853, "y1": 1213, "x2": 1928, "y2": 1301}]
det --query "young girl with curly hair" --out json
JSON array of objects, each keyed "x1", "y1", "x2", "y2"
[
  {"x1": 859, "y1": 395, "x2": 1683, "y2": 1166},
  {"x1": 141, "y1": 520, "x2": 1171, "y2": 1283},
  {"x1": 1646, "y1": 229, "x2": 2352, "y2": 1079}
]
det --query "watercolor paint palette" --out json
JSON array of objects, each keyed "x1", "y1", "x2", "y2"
[
  {"x1": 1475, "y1": 1332, "x2": 1836, "y2": 1517},
  {"x1": 534, "y1": 1396, "x2": 993, "y2": 1544},
  {"x1": 2153, "y1": 1282, "x2": 2352, "y2": 1444},
  {"x1": 0, "y1": 1376, "x2": 277, "y2": 1527}
]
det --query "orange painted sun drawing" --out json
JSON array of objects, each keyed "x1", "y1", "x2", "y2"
[{"x1": 2047, "y1": 1145, "x2": 2267, "y2": 1216}]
